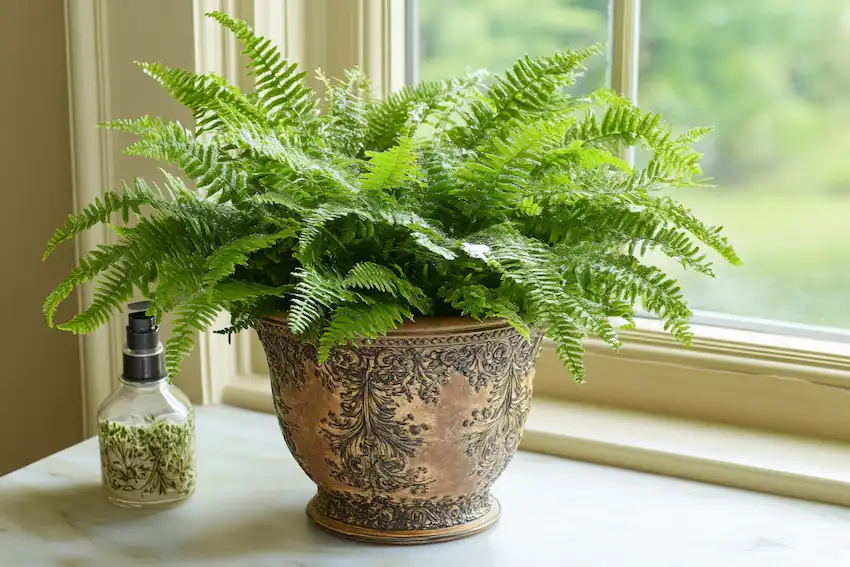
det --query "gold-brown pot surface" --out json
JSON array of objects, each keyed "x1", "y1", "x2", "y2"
[{"x1": 255, "y1": 316, "x2": 543, "y2": 544}]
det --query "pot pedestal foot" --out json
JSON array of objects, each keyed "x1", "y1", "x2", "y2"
[{"x1": 305, "y1": 491, "x2": 501, "y2": 545}]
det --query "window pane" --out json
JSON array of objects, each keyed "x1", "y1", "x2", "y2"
[
  {"x1": 417, "y1": 0, "x2": 610, "y2": 90},
  {"x1": 639, "y1": 2, "x2": 850, "y2": 329}
]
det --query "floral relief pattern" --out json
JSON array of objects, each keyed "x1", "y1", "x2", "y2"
[
  {"x1": 312, "y1": 488, "x2": 493, "y2": 531},
  {"x1": 319, "y1": 346, "x2": 437, "y2": 495},
  {"x1": 255, "y1": 319, "x2": 542, "y2": 535},
  {"x1": 463, "y1": 330, "x2": 543, "y2": 484},
  {"x1": 256, "y1": 323, "x2": 313, "y2": 473}
]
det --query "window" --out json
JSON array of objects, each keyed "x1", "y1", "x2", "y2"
[
  {"x1": 416, "y1": 0, "x2": 609, "y2": 93},
  {"x1": 412, "y1": 0, "x2": 850, "y2": 335},
  {"x1": 639, "y1": 1, "x2": 850, "y2": 331}
]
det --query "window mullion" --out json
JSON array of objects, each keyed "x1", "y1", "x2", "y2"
[
  {"x1": 610, "y1": 0, "x2": 641, "y2": 164},
  {"x1": 405, "y1": 0, "x2": 419, "y2": 86},
  {"x1": 610, "y1": 0, "x2": 641, "y2": 102}
]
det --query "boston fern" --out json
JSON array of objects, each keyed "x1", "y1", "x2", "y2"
[{"x1": 43, "y1": 12, "x2": 739, "y2": 382}]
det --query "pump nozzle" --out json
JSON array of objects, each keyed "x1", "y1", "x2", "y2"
[{"x1": 123, "y1": 301, "x2": 167, "y2": 381}]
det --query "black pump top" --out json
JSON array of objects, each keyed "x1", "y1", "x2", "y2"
[{"x1": 123, "y1": 302, "x2": 167, "y2": 382}]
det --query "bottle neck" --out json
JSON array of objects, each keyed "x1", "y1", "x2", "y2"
[{"x1": 119, "y1": 376, "x2": 169, "y2": 391}]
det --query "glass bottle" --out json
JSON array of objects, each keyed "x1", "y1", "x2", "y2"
[{"x1": 97, "y1": 305, "x2": 196, "y2": 508}]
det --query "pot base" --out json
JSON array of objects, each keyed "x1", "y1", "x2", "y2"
[{"x1": 306, "y1": 493, "x2": 501, "y2": 545}]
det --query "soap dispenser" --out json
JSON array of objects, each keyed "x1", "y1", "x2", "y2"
[{"x1": 97, "y1": 302, "x2": 196, "y2": 508}]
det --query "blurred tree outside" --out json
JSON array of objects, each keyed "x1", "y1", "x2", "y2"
[{"x1": 419, "y1": 0, "x2": 850, "y2": 328}]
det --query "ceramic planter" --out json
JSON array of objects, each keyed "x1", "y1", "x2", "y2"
[{"x1": 255, "y1": 316, "x2": 543, "y2": 544}]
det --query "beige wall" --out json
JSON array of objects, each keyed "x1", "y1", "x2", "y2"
[{"x1": 0, "y1": 0, "x2": 82, "y2": 475}]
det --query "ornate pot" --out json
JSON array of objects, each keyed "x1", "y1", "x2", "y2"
[{"x1": 255, "y1": 316, "x2": 543, "y2": 544}]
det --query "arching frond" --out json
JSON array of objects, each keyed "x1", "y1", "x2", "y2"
[
  {"x1": 104, "y1": 117, "x2": 249, "y2": 203},
  {"x1": 318, "y1": 303, "x2": 413, "y2": 362},
  {"x1": 137, "y1": 61, "x2": 266, "y2": 134},
  {"x1": 359, "y1": 137, "x2": 422, "y2": 193},
  {"x1": 343, "y1": 262, "x2": 431, "y2": 313},
  {"x1": 451, "y1": 46, "x2": 602, "y2": 148},
  {"x1": 44, "y1": 180, "x2": 163, "y2": 260},
  {"x1": 43, "y1": 244, "x2": 126, "y2": 327},
  {"x1": 206, "y1": 11, "x2": 317, "y2": 128},
  {"x1": 165, "y1": 292, "x2": 222, "y2": 378},
  {"x1": 203, "y1": 228, "x2": 298, "y2": 287},
  {"x1": 287, "y1": 266, "x2": 353, "y2": 334}
]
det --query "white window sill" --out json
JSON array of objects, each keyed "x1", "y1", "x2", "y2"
[
  {"x1": 3, "y1": 404, "x2": 850, "y2": 565},
  {"x1": 222, "y1": 379, "x2": 850, "y2": 507},
  {"x1": 523, "y1": 397, "x2": 850, "y2": 507}
]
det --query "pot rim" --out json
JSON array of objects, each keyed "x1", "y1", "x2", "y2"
[{"x1": 261, "y1": 314, "x2": 514, "y2": 336}]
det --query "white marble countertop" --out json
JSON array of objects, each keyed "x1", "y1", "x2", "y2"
[{"x1": 2, "y1": 405, "x2": 850, "y2": 567}]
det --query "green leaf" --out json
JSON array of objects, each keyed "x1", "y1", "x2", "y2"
[
  {"x1": 137, "y1": 61, "x2": 265, "y2": 134},
  {"x1": 206, "y1": 11, "x2": 317, "y2": 128},
  {"x1": 343, "y1": 262, "x2": 431, "y2": 313},
  {"x1": 318, "y1": 303, "x2": 413, "y2": 362},
  {"x1": 203, "y1": 229, "x2": 297, "y2": 288},
  {"x1": 165, "y1": 293, "x2": 221, "y2": 379},
  {"x1": 287, "y1": 266, "x2": 353, "y2": 334},
  {"x1": 43, "y1": 244, "x2": 125, "y2": 327},
  {"x1": 359, "y1": 137, "x2": 422, "y2": 193},
  {"x1": 104, "y1": 117, "x2": 249, "y2": 203},
  {"x1": 43, "y1": 181, "x2": 161, "y2": 260}
]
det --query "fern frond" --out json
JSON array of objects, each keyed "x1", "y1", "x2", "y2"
[
  {"x1": 151, "y1": 255, "x2": 205, "y2": 314},
  {"x1": 165, "y1": 278, "x2": 288, "y2": 377},
  {"x1": 545, "y1": 312, "x2": 588, "y2": 382},
  {"x1": 57, "y1": 261, "x2": 137, "y2": 334},
  {"x1": 565, "y1": 251, "x2": 693, "y2": 344},
  {"x1": 440, "y1": 283, "x2": 530, "y2": 341},
  {"x1": 287, "y1": 266, "x2": 354, "y2": 334},
  {"x1": 453, "y1": 118, "x2": 567, "y2": 224},
  {"x1": 43, "y1": 244, "x2": 126, "y2": 327},
  {"x1": 320, "y1": 67, "x2": 371, "y2": 157},
  {"x1": 318, "y1": 303, "x2": 413, "y2": 362},
  {"x1": 137, "y1": 62, "x2": 265, "y2": 134},
  {"x1": 359, "y1": 137, "x2": 422, "y2": 193},
  {"x1": 165, "y1": 292, "x2": 222, "y2": 378},
  {"x1": 538, "y1": 198, "x2": 718, "y2": 275},
  {"x1": 206, "y1": 11, "x2": 317, "y2": 128},
  {"x1": 297, "y1": 202, "x2": 375, "y2": 259},
  {"x1": 343, "y1": 262, "x2": 431, "y2": 313},
  {"x1": 104, "y1": 117, "x2": 249, "y2": 203},
  {"x1": 232, "y1": 127, "x2": 356, "y2": 196},
  {"x1": 203, "y1": 229, "x2": 297, "y2": 288},
  {"x1": 569, "y1": 101, "x2": 707, "y2": 181},
  {"x1": 645, "y1": 197, "x2": 741, "y2": 265},
  {"x1": 44, "y1": 180, "x2": 162, "y2": 260},
  {"x1": 253, "y1": 192, "x2": 307, "y2": 214},
  {"x1": 452, "y1": 46, "x2": 601, "y2": 148},
  {"x1": 364, "y1": 80, "x2": 455, "y2": 151}
]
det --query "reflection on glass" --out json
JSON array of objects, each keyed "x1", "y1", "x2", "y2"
[
  {"x1": 418, "y1": 0, "x2": 610, "y2": 92},
  {"x1": 640, "y1": 1, "x2": 850, "y2": 328}
]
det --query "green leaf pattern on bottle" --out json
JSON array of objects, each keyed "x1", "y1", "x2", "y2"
[{"x1": 98, "y1": 416, "x2": 195, "y2": 499}]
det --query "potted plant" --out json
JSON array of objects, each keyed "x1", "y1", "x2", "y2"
[{"x1": 43, "y1": 12, "x2": 739, "y2": 543}]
